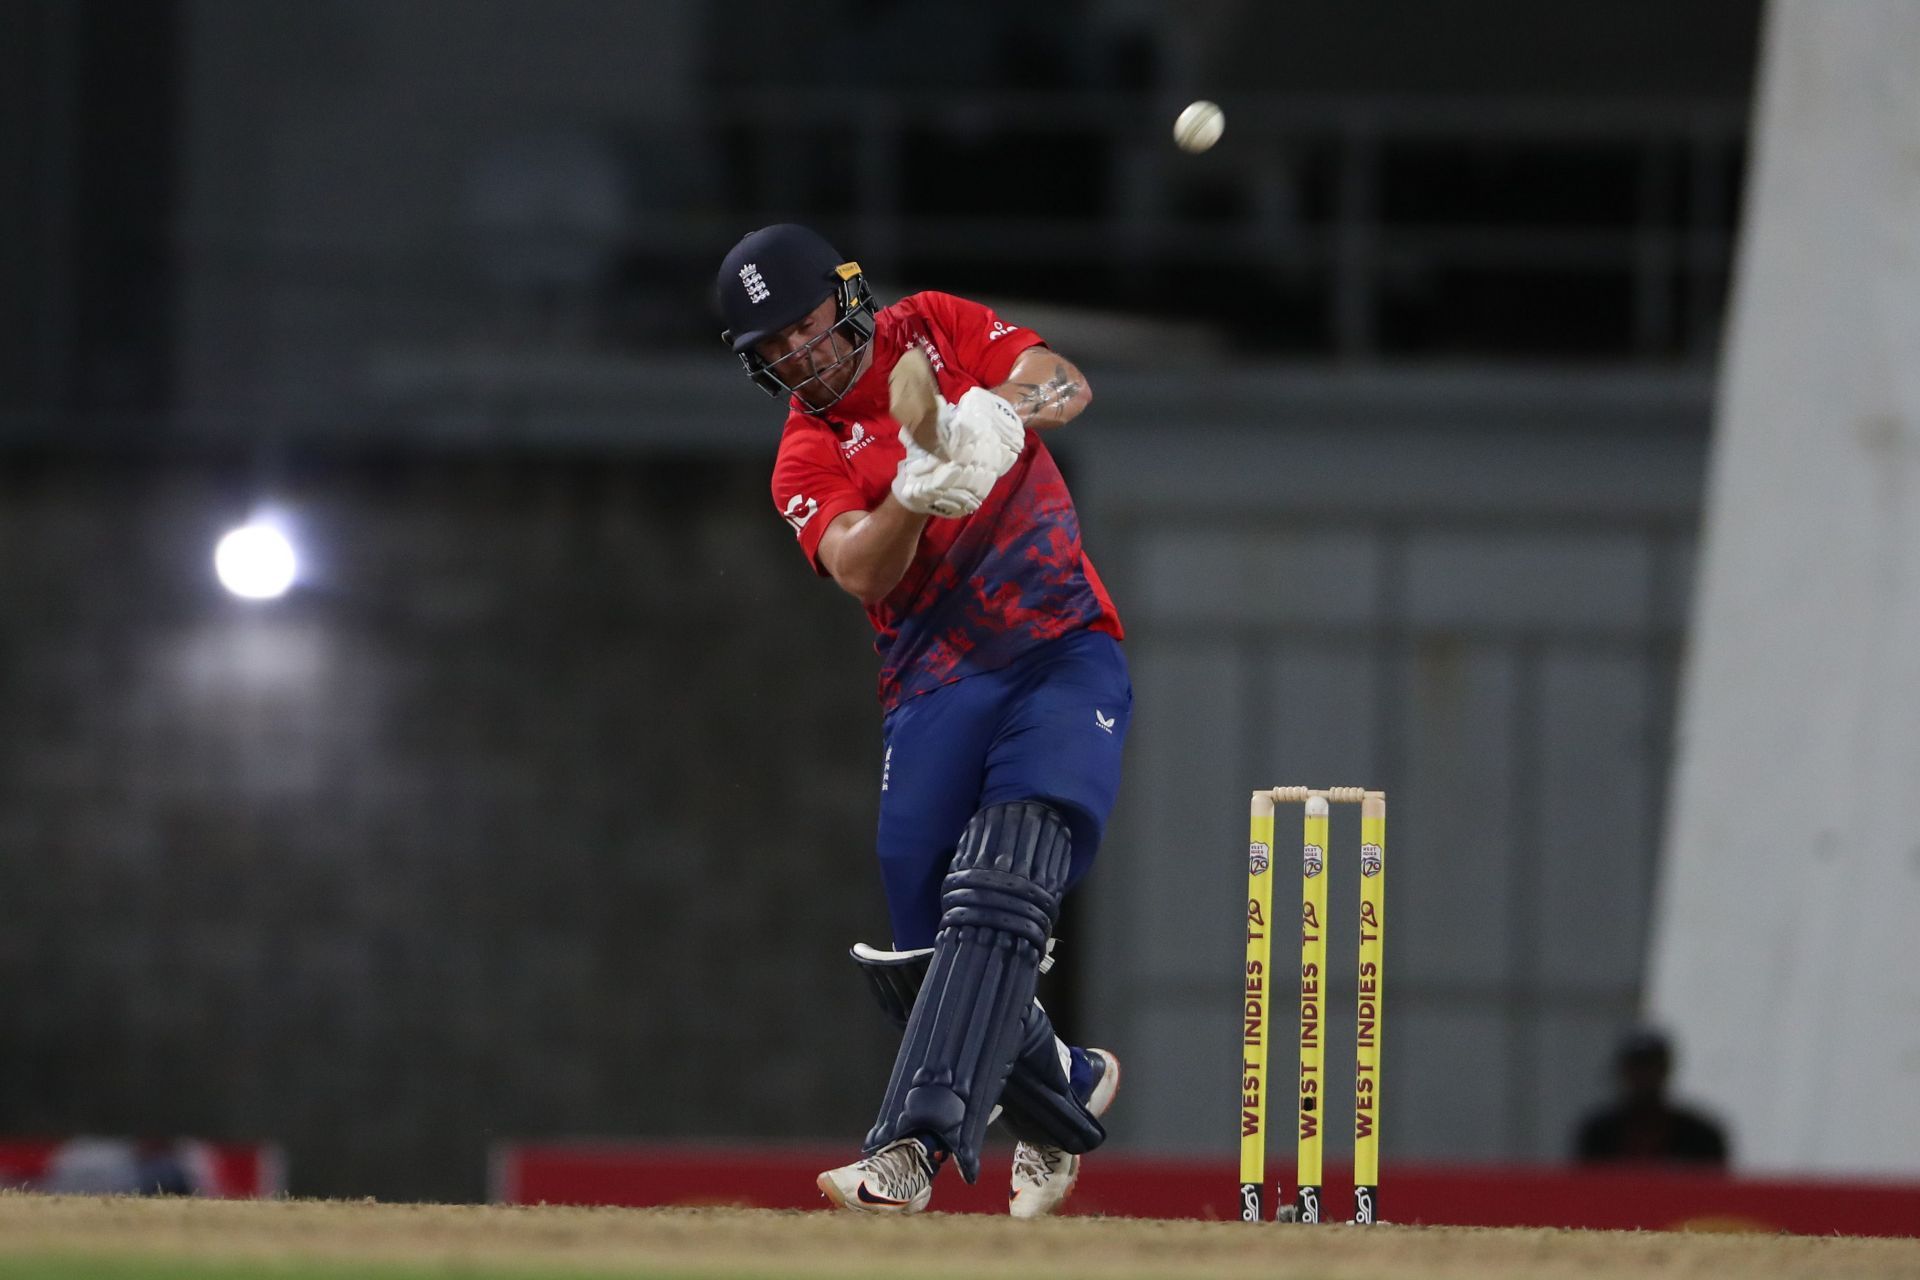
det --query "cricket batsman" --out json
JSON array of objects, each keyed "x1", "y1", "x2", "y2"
[{"x1": 715, "y1": 224, "x2": 1128, "y2": 1216}]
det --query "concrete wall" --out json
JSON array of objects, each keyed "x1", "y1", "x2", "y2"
[
  {"x1": 0, "y1": 372, "x2": 1711, "y2": 1197},
  {"x1": 1070, "y1": 405, "x2": 1706, "y2": 1168},
  {"x1": 0, "y1": 451, "x2": 893, "y2": 1201}
]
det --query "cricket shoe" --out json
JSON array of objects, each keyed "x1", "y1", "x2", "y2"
[
  {"x1": 1008, "y1": 1047, "x2": 1122, "y2": 1220},
  {"x1": 817, "y1": 1137, "x2": 938, "y2": 1214}
]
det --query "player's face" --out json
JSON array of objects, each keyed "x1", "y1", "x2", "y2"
[{"x1": 754, "y1": 295, "x2": 865, "y2": 410}]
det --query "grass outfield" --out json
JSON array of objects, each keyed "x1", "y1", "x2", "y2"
[{"x1": 0, "y1": 1193, "x2": 1915, "y2": 1280}]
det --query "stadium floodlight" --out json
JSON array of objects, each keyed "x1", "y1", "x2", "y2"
[{"x1": 214, "y1": 521, "x2": 298, "y2": 600}]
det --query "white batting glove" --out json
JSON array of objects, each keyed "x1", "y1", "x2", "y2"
[
  {"x1": 936, "y1": 387, "x2": 1026, "y2": 478},
  {"x1": 891, "y1": 433, "x2": 998, "y2": 518}
]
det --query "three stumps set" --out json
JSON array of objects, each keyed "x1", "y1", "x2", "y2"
[{"x1": 1241, "y1": 787, "x2": 1386, "y2": 1225}]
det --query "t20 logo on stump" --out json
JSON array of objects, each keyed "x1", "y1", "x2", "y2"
[
  {"x1": 1360, "y1": 842, "x2": 1383, "y2": 877},
  {"x1": 1302, "y1": 843, "x2": 1324, "y2": 878},
  {"x1": 1248, "y1": 841, "x2": 1270, "y2": 876}
]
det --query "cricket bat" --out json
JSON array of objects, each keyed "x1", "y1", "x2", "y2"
[{"x1": 888, "y1": 347, "x2": 943, "y2": 454}]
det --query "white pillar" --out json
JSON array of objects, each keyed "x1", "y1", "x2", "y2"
[{"x1": 1647, "y1": 0, "x2": 1920, "y2": 1174}]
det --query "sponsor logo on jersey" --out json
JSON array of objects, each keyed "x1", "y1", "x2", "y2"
[
  {"x1": 987, "y1": 320, "x2": 1021, "y2": 342},
  {"x1": 840, "y1": 422, "x2": 876, "y2": 459},
  {"x1": 782, "y1": 493, "x2": 818, "y2": 534}
]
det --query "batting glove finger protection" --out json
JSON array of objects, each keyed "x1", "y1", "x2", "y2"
[
  {"x1": 946, "y1": 388, "x2": 1026, "y2": 477},
  {"x1": 892, "y1": 434, "x2": 996, "y2": 518}
]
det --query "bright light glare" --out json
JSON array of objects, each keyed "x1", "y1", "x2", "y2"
[{"x1": 214, "y1": 523, "x2": 298, "y2": 600}]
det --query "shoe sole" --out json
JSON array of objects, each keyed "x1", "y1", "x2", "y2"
[
  {"x1": 1010, "y1": 1049, "x2": 1123, "y2": 1220},
  {"x1": 818, "y1": 1172, "x2": 919, "y2": 1214},
  {"x1": 1010, "y1": 1152, "x2": 1080, "y2": 1221}
]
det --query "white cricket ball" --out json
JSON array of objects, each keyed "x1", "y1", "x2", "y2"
[{"x1": 1173, "y1": 100, "x2": 1225, "y2": 153}]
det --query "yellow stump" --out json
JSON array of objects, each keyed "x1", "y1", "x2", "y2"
[
  {"x1": 1353, "y1": 790, "x2": 1386, "y2": 1224},
  {"x1": 1240, "y1": 792, "x2": 1278, "y2": 1222},
  {"x1": 1297, "y1": 792, "x2": 1330, "y2": 1224}
]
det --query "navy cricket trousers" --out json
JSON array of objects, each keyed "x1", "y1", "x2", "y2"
[{"x1": 875, "y1": 628, "x2": 1132, "y2": 950}]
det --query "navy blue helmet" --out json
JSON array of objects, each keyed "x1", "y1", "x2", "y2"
[{"x1": 716, "y1": 223, "x2": 876, "y2": 408}]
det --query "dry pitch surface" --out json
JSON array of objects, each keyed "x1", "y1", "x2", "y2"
[{"x1": 1, "y1": 1193, "x2": 1915, "y2": 1280}]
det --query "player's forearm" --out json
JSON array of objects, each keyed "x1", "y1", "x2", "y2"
[
  {"x1": 993, "y1": 349, "x2": 1092, "y2": 432},
  {"x1": 824, "y1": 499, "x2": 930, "y2": 605}
]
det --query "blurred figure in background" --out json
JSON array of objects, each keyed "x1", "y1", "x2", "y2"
[
  {"x1": 715, "y1": 224, "x2": 1128, "y2": 1217},
  {"x1": 40, "y1": 1137, "x2": 213, "y2": 1196},
  {"x1": 1573, "y1": 1029, "x2": 1730, "y2": 1167}
]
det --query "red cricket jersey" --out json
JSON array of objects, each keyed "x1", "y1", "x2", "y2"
[{"x1": 769, "y1": 291, "x2": 1124, "y2": 710}]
